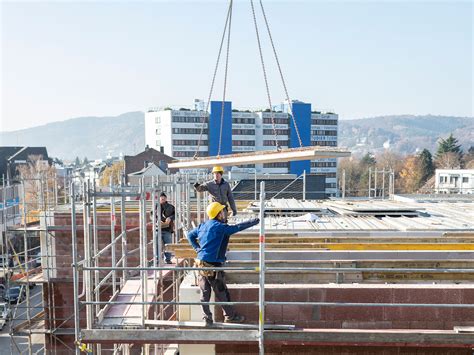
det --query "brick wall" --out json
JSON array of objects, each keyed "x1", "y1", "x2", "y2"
[{"x1": 213, "y1": 284, "x2": 474, "y2": 354}]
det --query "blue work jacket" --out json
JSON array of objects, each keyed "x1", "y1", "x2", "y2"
[{"x1": 187, "y1": 218, "x2": 259, "y2": 263}]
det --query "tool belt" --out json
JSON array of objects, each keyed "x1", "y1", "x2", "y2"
[{"x1": 195, "y1": 259, "x2": 218, "y2": 278}]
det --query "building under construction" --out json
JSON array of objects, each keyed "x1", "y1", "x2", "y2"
[
  {"x1": 2, "y1": 158, "x2": 474, "y2": 354},
  {"x1": 1, "y1": 0, "x2": 473, "y2": 353}
]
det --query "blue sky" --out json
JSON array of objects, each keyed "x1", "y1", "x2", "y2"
[{"x1": 1, "y1": 0, "x2": 472, "y2": 132}]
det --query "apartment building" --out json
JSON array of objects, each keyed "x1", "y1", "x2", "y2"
[{"x1": 145, "y1": 100, "x2": 339, "y2": 196}]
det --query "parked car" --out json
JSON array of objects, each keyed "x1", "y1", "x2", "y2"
[
  {"x1": 33, "y1": 251, "x2": 41, "y2": 268},
  {"x1": 3, "y1": 286, "x2": 26, "y2": 304},
  {"x1": 0, "y1": 302, "x2": 11, "y2": 330}
]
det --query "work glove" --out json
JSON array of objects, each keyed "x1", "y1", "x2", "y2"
[
  {"x1": 249, "y1": 218, "x2": 260, "y2": 225},
  {"x1": 193, "y1": 182, "x2": 200, "y2": 189}
]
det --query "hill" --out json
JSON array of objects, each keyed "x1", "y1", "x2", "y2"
[
  {"x1": 1, "y1": 113, "x2": 472, "y2": 160},
  {"x1": 0, "y1": 112, "x2": 145, "y2": 161},
  {"x1": 338, "y1": 115, "x2": 473, "y2": 156}
]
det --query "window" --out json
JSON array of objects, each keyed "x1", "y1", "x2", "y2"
[
  {"x1": 311, "y1": 161, "x2": 337, "y2": 167},
  {"x1": 172, "y1": 116, "x2": 207, "y2": 123},
  {"x1": 173, "y1": 140, "x2": 207, "y2": 146},
  {"x1": 173, "y1": 151, "x2": 209, "y2": 157},
  {"x1": 263, "y1": 117, "x2": 288, "y2": 124},
  {"x1": 232, "y1": 117, "x2": 255, "y2": 124},
  {"x1": 311, "y1": 141, "x2": 337, "y2": 147},
  {"x1": 232, "y1": 129, "x2": 255, "y2": 135},
  {"x1": 156, "y1": 128, "x2": 161, "y2": 135},
  {"x1": 263, "y1": 162, "x2": 289, "y2": 168},
  {"x1": 232, "y1": 140, "x2": 255, "y2": 146},
  {"x1": 262, "y1": 129, "x2": 289, "y2": 135},
  {"x1": 155, "y1": 117, "x2": 161, "y2": 124},
  {"x1": 312, "y1": 130, "x2": 337, "y2": 136},
  {"x1": 325, "y1": 183, "x2": 337, "y2": 188},
  {"x1": 156, "y1": 140, "x2": 161, "y2": 146},
  {"x1": 172, "y1": 128, "x2": 207, "y2": 134},
  {"x1": 463, "y1": 177, "x2": 469, "y2": 183},
  {"x1": 312, "y1": 119, "x2": 337, "y2": 125},
  {"x1": 263, "y1": 140, "x2": 289, "y2": 146}
]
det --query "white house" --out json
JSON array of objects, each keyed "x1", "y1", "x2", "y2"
[{"x1": 435, "y1": 169, "x2": 474, "y2": 194}]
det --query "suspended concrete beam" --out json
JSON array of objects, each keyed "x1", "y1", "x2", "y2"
[{"x1": 168, "y1": 146, "x2": 351, "y2": 169}]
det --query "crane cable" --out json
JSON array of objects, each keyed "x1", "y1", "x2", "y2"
[
  {"x1": 218, "y1": 0, "x2": 233, "y2": 156},
  {"x1": 259, "y1": 0, "x2": 303, "y2": 148},
  {"x1": 195, "y1": 0, "x2": 303, "y2": 158},
  {"x1": 194, "y1": 0, "x2": 233, "y2": 159},
  {"x1": 250, "y1": 0, "x2": 280, "y2": 151}
]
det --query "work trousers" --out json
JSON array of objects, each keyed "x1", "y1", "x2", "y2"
[
  {"x1": 198, "y1": 271, "x2": 235, "y2": 321},
  {"x1": 156, "y1": 230, "x2": 173, "y2": 262}
]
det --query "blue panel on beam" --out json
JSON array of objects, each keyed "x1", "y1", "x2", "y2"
[
  {"x1": 289, "y1": 101, "x2": 311, "y2": 175},
  {"x1": 209, "y1": 101, "x2": 232, "y2": 157}
]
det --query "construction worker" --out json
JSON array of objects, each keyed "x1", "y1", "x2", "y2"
[
  {"x1": 151, "y1": 192, "x2": 175, "y2": 264},
  {"x1": 187, "y1": 202, "x2": 260, "y2": 326},
  {"x1": 193, "y1": 166, "x2": 237, "y2": 221}
]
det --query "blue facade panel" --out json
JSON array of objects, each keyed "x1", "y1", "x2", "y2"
[
  {"x1": 209, "y1": 101, "x2": 233, "y2": 157},
  {"x1": 289, "y1": 101, "x2": 311, "y2": 175}
]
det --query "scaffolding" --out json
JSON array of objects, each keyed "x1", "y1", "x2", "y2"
[
  {"x1": 1, "y1": 172, "x2": 69, "y2": 354},
  {"x1": 2, "y1": 172, "x2": 474, "y2": 354}
]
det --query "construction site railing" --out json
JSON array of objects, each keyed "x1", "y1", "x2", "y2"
[{"x1": 64, "y1": 175, "x2": 474, "y2": 355}]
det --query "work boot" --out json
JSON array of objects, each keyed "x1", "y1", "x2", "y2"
[
  {"x1": 224, "y1": 314, "x2": 245, "y2": 323},
  {"x1": 203, "y1": 317, "x2": 213, "y2": 327}
]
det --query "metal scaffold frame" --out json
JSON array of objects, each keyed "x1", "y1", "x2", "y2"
[
  {"x1": 1, "y1": 171, "x2": 474, "y2": 354},
  {"x1": 1, "y1": 172, "x2": 73, "y2": 354},
  {"x1": 69, "y1": 176, "x2": 474, "y2": 355}
]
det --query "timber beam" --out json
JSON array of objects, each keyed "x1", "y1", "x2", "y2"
[{"x1": 168, "y1": 146, "x2": 351, "y2": 169}]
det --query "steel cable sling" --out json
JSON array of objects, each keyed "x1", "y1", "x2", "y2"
[
  {"x1": 194, "y1": 0, "x2": 233, "y2": 159},
  {"x1": 258, "y1": 0, "x2": 303, "y2": 148},
  {"x1": 194, "y1": 0, "x2": 304, "y2": 160}
]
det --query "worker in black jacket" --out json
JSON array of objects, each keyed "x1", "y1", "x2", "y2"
[{"x1": 151, "y1": 192, "x2": 175, "y2": 264}]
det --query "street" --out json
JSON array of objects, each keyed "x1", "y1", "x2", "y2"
[{"x1": 0, "y1": 285, "x2": 44, "y2": 354}]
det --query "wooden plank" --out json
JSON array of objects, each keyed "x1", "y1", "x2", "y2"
[
  {"x1": 168, "y1": 146, "x2": 351, "y2": 169},
  {"x1": 145, "y1": 320, "x2": 295, "y2": 330},
  {"x1": 80, "y1": 328, "x2": 474, "y2": 346},
  {"x1": 264, "y1": 329, "x2": 474, "y2": 347},
  {"x1": 168, "y1": 242, "x2": 474, "y2": 252},
  {"x1": 81, "y1": 329, "x2": 258, "y2": 344},
  {"x1": 454, "y1": 326, "x2": 474, "y2": 333},
  {"x1": 178, "y1": 236, "x2": 474, "y2": 244}
]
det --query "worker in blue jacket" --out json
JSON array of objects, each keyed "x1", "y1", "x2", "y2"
[{"x1": 187, "y1": 202, "x2": 260, "y2": 326}]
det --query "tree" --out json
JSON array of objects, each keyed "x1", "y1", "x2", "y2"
[
  {"x1": 436, "y1": 152, "x2": 462, "y2": 169},
  {"x1": 338, "y1": 157, "x2": 363, "y2": 197},
  {"x1": 16, "y1": 155, "x2": 57, "y2": 210},
  {"x1": 436, "y1": 133, "x2": 463, "y2": 158},
  {"x1": 418, "y1": 149, "x2": 434, "y2": 184},
  {"x1": 360, "y1": 153, "x2": 376, "y2": 167},
  {"x1": 74, "y1": 156, "x2": 81, "y2": 167},
  {"x1": 398, "y1": 155, "x2": 423, "y2": 193},
  {"x1": 83, "y1": 157, "x2": 89, "y2": 165},
  {"x1": 100, "y1": 161, "x2": 125, "y2": 187},
  {"x1": 463, "y1": 146, "x2": 474, "y2": 168}
]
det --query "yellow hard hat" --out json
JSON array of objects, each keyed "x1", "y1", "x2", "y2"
[
  {"x1": 206, "y1": 202, "x2": 226, "y2": 219},
  {"x1": 212, "y1": 166, "x2": 224, "y2": 174}
]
